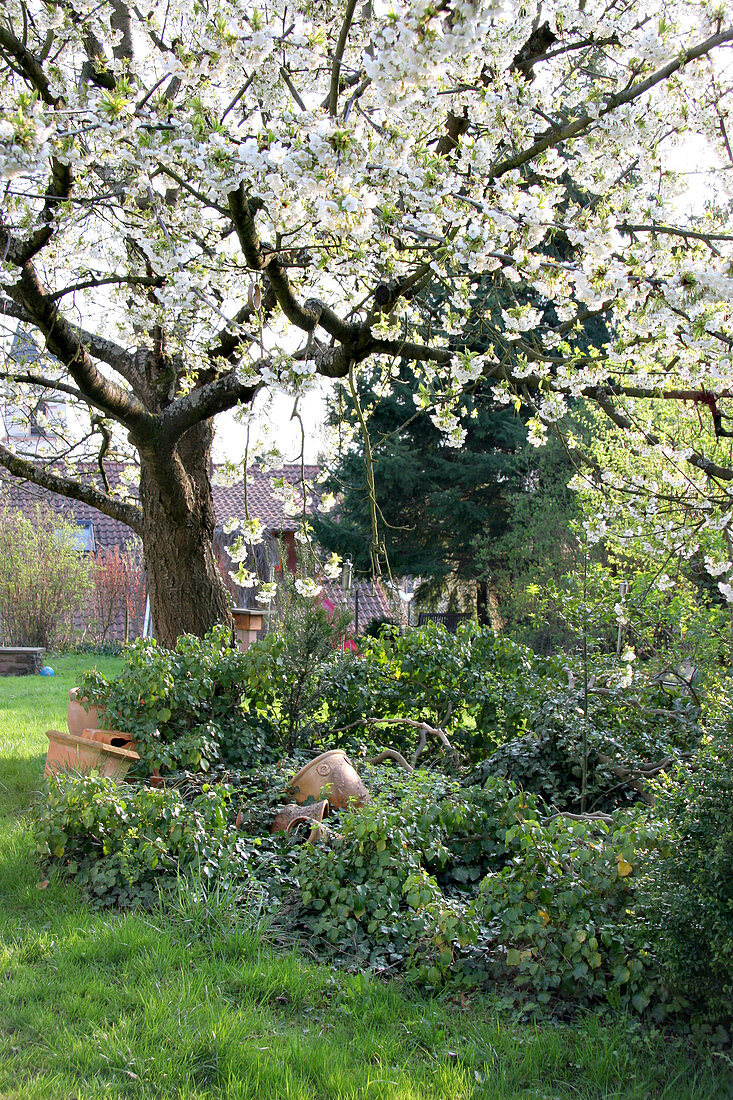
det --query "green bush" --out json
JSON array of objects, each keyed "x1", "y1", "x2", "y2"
[
  {"x1": 296, "y1": 767, "x2": 672, "y2": 1011},
  {"x1": 79, "y1": 627, "x2": 284, "y2": 773},
  {"x1": 0, "y1": 503, "x2": 93, "y2": 649},
  {"x1": 320, "y1": 622, "x2": 546, "y2": 761},
  {"x1": 321, "y1": 623, "x2": 701, "y2": 811},
  {"x1": 473, "y1": 807, "x2": 668, "y2": 1013},
  {"x1": 645, "y1": 741, "x2": 733, "y2": 1021},
  {"x1": 296, "y1": 768, "x2": 503, "y2": 981},
  {"x1": 36, "y1": 762, "x2": 677, "y2": 1015}
]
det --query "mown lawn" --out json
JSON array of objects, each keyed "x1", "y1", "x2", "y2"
[{"x1": 0, "y1": 654, "x2": 730, "y2": 1099}]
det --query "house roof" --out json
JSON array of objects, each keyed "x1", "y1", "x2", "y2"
[
  {"x1": 0, "y1": 466, "x2": 135, "y2": 552},
  {"x1": 0, "y1": 462, "x2": 320, "y2": 547},
  {"x1": 320, "y1": 577, "x2": 402, "y2": 632},
  {"x1": 212, "y1": 465, "x2": 320, "y2": 532}
]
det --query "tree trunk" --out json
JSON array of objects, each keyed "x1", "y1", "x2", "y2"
[
  {"x1": 476, "y1": 581, "x2": 489, "y2": 626},
  {"x1": 138, "y1": 421, "x2": 233, "y2": 648}
]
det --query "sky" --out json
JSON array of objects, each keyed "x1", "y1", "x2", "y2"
[{"x1": 212, "y1": 381, "x2": 332, "y2": 465}]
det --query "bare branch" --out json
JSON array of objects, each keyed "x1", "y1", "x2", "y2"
[
  {"x1": 619, "y1": 222, "x2": 733, "y2": 244},
  {"x1": 0, "y1": 295, "x2": 144, "y2": 395},
  {"x1": 48, "y1": 273, "x2": 165, "y2": 301},
  {"x1": 329, "y1": 0, "x2": 359, "y2": 117}
]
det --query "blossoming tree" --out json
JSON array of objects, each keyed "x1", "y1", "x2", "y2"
[{"x1": 1, "y1": 0, "x2": 731, "y2": 643}]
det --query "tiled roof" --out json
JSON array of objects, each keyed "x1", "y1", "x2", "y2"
[
  {"x1": 319, "y1": 577, "x2": 403, "y2": 634},
  {"x1": 0, "y1": 466, "x2": 136, "y2": 552},
  {"x1": 0, "y1": 462, "x2": 320, "y2": 545},
  {"x1": 212, "y1": 465, "x2": 320, "y2": 532}
]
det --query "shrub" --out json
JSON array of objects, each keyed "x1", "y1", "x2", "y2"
[
  {"x1": 296, "y1": 768, "x2": 493, "y2": 980},
  {"x1": 321, "y1": 623, "x2": 701, "y2": 811},
  {"x1": 36, "y1": 762, "x2": 676, "y2": 1015},
  {"x1": 276, "y1": 592, "x2": 352, "y2": 751},
  {"x1": 36, "y1": 771, "x2": 301, "y2": 908},
  {"x1": 645, "y1": 741, "x2": 733, "y2": 1021},
  {"x1": 472, "y1": 807, "x2": 668, "y2": 1013},
  {"x1": 0, "y1": 503, "x2": 93, "y2": 648},
  {"x1": 89, "y1": 541, "x2": 146, "y2": 644},
  {"x1": 79, "y1": 627, "x2": 284, "y2": 773}
]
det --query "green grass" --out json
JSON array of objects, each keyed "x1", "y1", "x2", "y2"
[{"x1": 0, "y1": 656, "x2": 730, "y2": 1099}]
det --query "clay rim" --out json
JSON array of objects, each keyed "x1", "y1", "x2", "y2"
[{"x1": 288, "y1": 749, "x2": 349, "y2": 790}]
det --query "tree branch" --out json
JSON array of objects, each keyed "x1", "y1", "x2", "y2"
[
  {"x1": 619, "y1": 222, "x2": 733, "y2": 245},
  {"x1": 227, "y1": 186, "x2": 355, "y2": 343},
  {"x1": 490, "y1": 25, "x2": 733, "y2": 181},
  {"x1": 329, "y1": 0, "x2": 359, "y2": 117},
  {"x1": 0, "y1": 24, "x2": 59, "y2": 104},
  {"x1": 592, "y1": 391, "x2": 733, "y2": 481},
  {"x1": 0, "y1": 295, "x2": 143, "y2": 389},
  {"x1": 48, "y1": 274, "x2": 165, "y2": 301},
  {"x1": 4, "y1": 267, "x2": 153, "y2": 432},
  {"x1": 0, "y1": 443, "x2": 142, "y2": 532},
  {"x1": 0, "y1": 370, "x2": 109, "y2": 415},
  {"x1": 156, "y1": 367, "x2": 262, "y2": 441}
]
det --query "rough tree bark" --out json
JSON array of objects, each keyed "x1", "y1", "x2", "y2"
[{"x1": 137, "y1": 422, "x2": 232, "y2": 645}]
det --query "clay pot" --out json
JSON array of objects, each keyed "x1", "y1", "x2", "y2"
[
  {"x1": 44, "y1": 729, "x2": 140, "y2": 781},
  {"x1": 67, "y1": 688, "x2": 108, "y2": 739},
  {"x1": 79, "y1": 723, "x2": 162, "y2": 787},
  {"x1": 271, "y1": 799, "x2": 329, "y2": 843},
  {"x1": 81, "y1": 727, "x2": 137, "y2": 751},
  {"x1": 288, "y1": 751, "x2": 369, "y2": 810}
]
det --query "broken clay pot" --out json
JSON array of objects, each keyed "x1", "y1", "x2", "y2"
[
  {"x1": 81, "y1": 727, "x2": 137, "y2": 751},
  {"x1": 288, "y1": 750, "x2": 369, "y2": 810},
  {"x1": 270, "y1": 798, "x2": 330, "y2": 844},
  {"x1": 44, "y1": 729, "x2": 140, "y2": 780}
]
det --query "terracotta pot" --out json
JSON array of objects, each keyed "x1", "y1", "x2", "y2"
[
  {"x1": 67, "y1": 688, "x2": 109, "y2": 739},
  {"x1": 44, "y1": 729, "x2": 140, "y2": 780},
  {"x1": 76, "y1": 711, "x2": 160, "y2": 786},
  {"x1": 81, "y1": 727, "x2": 137, "y2": 751},
  {"x1": 288, "y1": 751, "x2": 369, "y2": 810},
  {"x1": 271, "y1": 799, "x2": 330, "y2": 843}
]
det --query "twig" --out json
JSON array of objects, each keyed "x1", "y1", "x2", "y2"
[{"x1": 331, "y1": 715, "x2": 461, "y2": 766}]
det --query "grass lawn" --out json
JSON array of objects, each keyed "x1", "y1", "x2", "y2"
[{"x1": 0, "y1": 654, "x2": 730, "y2": 1099}]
